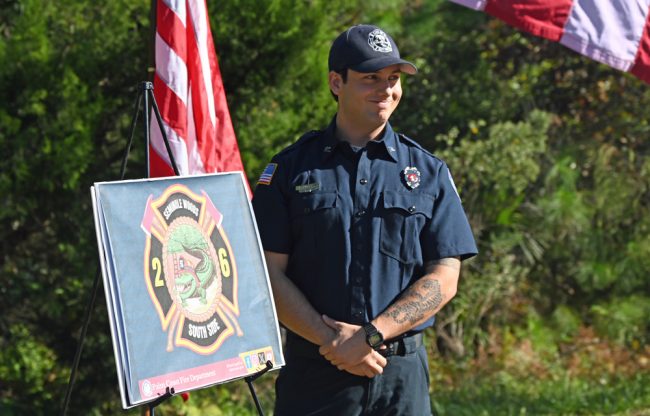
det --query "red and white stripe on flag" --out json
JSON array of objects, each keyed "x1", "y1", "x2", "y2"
[
  {"x1": 451, "y1": 0, "x2": 650, "y2": 84},
  {"x1": 149, "y1": 0, "x2": 245, "y2": 177}
]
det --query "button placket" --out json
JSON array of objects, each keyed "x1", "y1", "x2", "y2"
[{"x1": 349, "y1": 150, "x2": 371, "y2": 324}]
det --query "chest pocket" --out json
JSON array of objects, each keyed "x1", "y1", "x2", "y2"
[
  {"x1": 380, "y1": 190, "x2": 433, "y2": 264},
  {"x1": 289, "y1": 191, "x2": 338, "y2": 245},
  {"x1": 290, "y1": 191, "x2": 337, "y2": 216}
]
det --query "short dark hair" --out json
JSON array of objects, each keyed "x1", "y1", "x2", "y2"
[{"x1": 330, "y1": 69, "x2": 348, "y2": 102}]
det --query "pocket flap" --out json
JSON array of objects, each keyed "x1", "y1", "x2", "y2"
[
  {"x1": 382, "y1": 190, "x2": 433, "y2": 218},
  {"x1": 291, "y1": 191, "x2": 337, "y2": 215}
]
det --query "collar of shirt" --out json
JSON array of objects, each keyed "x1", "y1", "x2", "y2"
[{"x1": 320, "y1": 116, "x2": 399, "y2": 163}]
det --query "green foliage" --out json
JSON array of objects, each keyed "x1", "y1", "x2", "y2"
[
  {"x1": 551, "y1": 305, "x2": 582, "y2": 342},
  {"x1": 0, "y1": 324, "x2": 63, "y2": 413},
  {"x1": 591, "y1": 296, "x2": 650, "y2": 345}
]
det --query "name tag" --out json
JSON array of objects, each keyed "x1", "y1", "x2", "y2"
[{"x1": 295, "y1": 183, "x2": 320, "y2": 193}]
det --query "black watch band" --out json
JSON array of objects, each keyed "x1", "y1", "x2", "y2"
[{"x1": 363, "y1": 323, "x2": 384, "y2": 350}]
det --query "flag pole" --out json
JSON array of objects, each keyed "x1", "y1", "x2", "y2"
[
  {"x1": 145, "y1": 0, "x2": 156, "y2": 179},
  {"x1": 148, "y1": 0, "x2": 156, "y2": 82}
]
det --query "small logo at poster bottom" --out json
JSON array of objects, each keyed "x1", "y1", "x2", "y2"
[
  {"x1": 142, "y1": 380, "x2": 152, "y2": 397},
  {"x1": 239, "y1": 347, "x2": 274, "y2": 374}
]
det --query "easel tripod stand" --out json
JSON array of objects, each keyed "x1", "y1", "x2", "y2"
[{"x1": 60, "y1": 81, "x2": 272, "y2": 416}]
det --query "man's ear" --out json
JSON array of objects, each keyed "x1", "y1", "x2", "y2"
[{"x1": 329, "y1": 71, "x2": 342, "y2": 95}]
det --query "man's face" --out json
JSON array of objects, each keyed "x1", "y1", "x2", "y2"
[{"x1": 330, "y1": 64, "x2": 403, "y2": 130}]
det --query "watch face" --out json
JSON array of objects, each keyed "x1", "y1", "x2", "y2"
[{"x1": 368, "y1": 333, "x2": 383, "y2": 347}]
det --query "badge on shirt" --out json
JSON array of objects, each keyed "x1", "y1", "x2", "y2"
[
  {"x1": 403, "y1": 166, "x2": 421, "y2": 189},
  {"x1": 257, "y1": 163, "x2": 278, "y2": 185}
]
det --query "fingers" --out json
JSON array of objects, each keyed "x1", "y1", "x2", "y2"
[
  {"x1": 337, "y1": 353, "x2": 387, "y2": 378},
  {"x1": 325, "y1": 352, "x2": 359, "y2": 367},
  {"x1": 321, "y1": 314, "x2": 344, "y2": 331},
  {"x1": 343, "y1": 365, "x2": 368, "y2": 377},
  {"x1": 324, "y1": 354, "x2": 340, "y2": 366},
  {"x1": 324, "y1": 349, "x2": 387, "y2": 370},
  {"x1": 321, "y1": 314, "x2": 336, "y2": 327},
  {"x1": 343, "y1": 360, "x2": 384, "y2": 378},
  {"x1": 370, "y1": 350, "x2": 387, "y2": 367},
  {"x1": 318, "y1": 344, "x2": 332, "y2": 356}
]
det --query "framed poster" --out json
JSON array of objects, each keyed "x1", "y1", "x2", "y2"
[{"x1": 91, "y1": 172, "x2": 283, "y2": 408}]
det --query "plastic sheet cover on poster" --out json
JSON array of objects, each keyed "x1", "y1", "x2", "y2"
[{"x1": 91, "y1": 172, "x2": 284, "y2": 408}]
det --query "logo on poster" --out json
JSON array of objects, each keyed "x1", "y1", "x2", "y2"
[
  {"x1": 141, "y1": 184, "x2": 242, "y2": 354},
  {"x1": 142, "y1": 380, "x2": 152, "y2": 397}
]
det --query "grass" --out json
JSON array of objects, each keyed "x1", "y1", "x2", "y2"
[
  {"x1": 431, "y1": 372, "x2": 650, "y2": 415},
  {"x1": 429, "y1": 325, "x2": 650, "y2": 416}
]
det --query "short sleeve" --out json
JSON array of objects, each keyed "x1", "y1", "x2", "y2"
[
  {"x1": 421, "y1": 162, "x2": 478, "y2": 261},
  {"x1": 252, "y1": 158, "x2": 292, "y2": 254}
]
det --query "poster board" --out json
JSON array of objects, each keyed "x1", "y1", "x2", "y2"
[{"x1": 91, "y1": 172, "x2": 283, "y2": 408}]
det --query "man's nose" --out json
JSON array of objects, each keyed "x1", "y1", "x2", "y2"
[{"x1": 377, "y1": 79, "x2": 392, "y2": 95}]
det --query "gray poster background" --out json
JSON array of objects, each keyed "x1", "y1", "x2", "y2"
[{"x1": 93, "y1": 172, "x2": 283, "y2": 406}]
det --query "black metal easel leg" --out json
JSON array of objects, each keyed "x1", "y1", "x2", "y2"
[
  {"x1": 60, "y1": 267, "x2": 101, "y2": 416},
  {"x1": 142, "y1": 82, "x2": 151, "y2": 178},
  {"x1": 119, "y1": 86, "x2": 144, "y2": 179},
  {"x1": 148, "y1": 84, "x2": 180, "y2": 176},
  {"x1": 245, "y1": 361, "x2": 273, "y2": 416},
  {"x1": 147, "y1": 387, "x2": 175, "y2": 416}
]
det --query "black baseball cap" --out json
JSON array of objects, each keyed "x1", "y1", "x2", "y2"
[{"x1": 328, "y1": 24, "x2": 417, "y2": 75}]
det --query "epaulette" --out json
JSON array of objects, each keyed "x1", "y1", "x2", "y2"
[
  {"x1": 276, "y1": 130, "x2": 323, "y2": 156},
  {"x1": 397, "y1": 133, "x2": 440, "y2": 161}
]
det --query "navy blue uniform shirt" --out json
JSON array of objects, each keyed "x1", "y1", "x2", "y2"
[{"x1": 253, "y1": 119, "x2": 478, "y2": 332}]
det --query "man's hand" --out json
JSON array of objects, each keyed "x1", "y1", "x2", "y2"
[{"x1": 318, "y1": 315, "x2": 387, "y2": 377}]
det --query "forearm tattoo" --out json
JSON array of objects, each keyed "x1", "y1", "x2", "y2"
[{"x1": 387, "y1": 279, "x2": 443, "y2": 325}]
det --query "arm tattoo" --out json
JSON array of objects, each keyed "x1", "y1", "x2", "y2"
[{"x1": 387, "y1": 279, "x2": 443, "y2": 325}]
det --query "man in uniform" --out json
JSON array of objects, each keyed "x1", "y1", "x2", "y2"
[{"x1": 253, "y1": 24, "x2": 478, "y2": 415}]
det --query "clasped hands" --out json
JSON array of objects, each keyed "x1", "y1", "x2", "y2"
[{"x1": 318, "y1": 315, "x2": 387, "y2": 378}]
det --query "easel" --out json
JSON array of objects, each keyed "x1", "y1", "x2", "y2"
[{"x1": 60, "y1": 82, "x2": 272, "y2": 416}]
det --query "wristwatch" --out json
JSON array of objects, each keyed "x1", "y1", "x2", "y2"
[{"x1": 363, "y1": 323, "x2": 384, "y2": 350}]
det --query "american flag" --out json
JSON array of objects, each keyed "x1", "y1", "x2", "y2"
[
  {"x1": 149, "y1": 0, "x2": 245, "y2": 177},
  {"x1": 451, "y1": 0, "x2": 650, "y2": 84},
  {"x1": 257, "y1": 163, "x2": 277, "y2": 186}
]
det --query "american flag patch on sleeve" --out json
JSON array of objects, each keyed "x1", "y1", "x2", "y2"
[{"x1": 257, "y1": 163, "x2": 278, "y2": 185}]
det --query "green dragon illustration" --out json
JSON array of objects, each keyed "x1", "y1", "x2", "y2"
[{"x1": 169, "y1": 224, "x2": 218, "y2": 306}]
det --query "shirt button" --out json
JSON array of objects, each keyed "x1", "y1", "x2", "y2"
[
  {"x1": 408, "y1": 206, "x2": 416, "y2": 213},
  {"x1": 355, "y1": 210, "x2": 366, "y2": 217},
  {"x1": 359, "y1": 178, "x2": 368, "y2": 185}
]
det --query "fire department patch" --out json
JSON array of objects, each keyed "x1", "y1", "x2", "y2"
[
  {"x1": 141, "y1": 184, "x2": 241, "y2": 355},
  {"x1": 403, "y1": 166, "x2": 421, "y2": 190}
]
